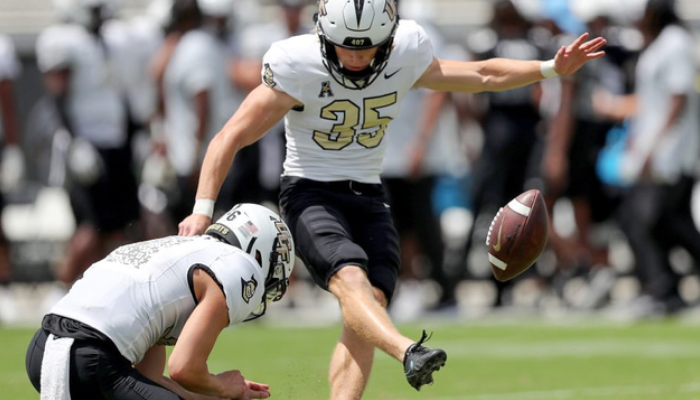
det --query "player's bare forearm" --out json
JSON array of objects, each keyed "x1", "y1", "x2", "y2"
[
  {"x1": 593, "y1": 91, "x2": 637, "y2": 120},
  {"x1": 417, "y1": 57, "x2": 548, "y2": 93},
  {"x1": 196, "y1": 132, "x2": 237, "y2": 202},
  {"x1": 133, "y1": 347, "x2": 216, "y2": 400},
  {"x1": 418, "y1": 33, "x2": 606, "y2": 93},
  {"x1": 195, "y1": 84, "x2": 297, "y2": 202},
  {"x1": 157, "y1": 375, "x2": 220, "y2": 400},
  {"x1": 168, "y1": 273, "x2": 249, "y2": 399}
]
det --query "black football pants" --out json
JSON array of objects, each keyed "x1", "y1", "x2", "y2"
[{"x1": 26, "y1": 327, "x2": 183, "y2": 400}]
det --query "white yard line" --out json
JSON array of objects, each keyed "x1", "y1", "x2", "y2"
[
  {"x1": 391, "y1": 382, "x2": 700, "y2": 400},
  {"x1": 439, "y1": 339, "x2": 700, "y2": 358}
]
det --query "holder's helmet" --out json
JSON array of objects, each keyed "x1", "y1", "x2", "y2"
[
  {"x1": 205, "y1": 203, "x2": 295, "y2": 320},
  {"x1": 316, "y1": 0, "x2": 399, "y2": 90}
]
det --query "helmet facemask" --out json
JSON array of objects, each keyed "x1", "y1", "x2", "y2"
[
  {"x1": 318, "y1": 31, "x2": 395, "y2": 90},
  {"x1": 204, "y1": 203, "x2": 295, "y2": 322},
  {"x1": 264, "y1": 240, "x2": 292, "y2": 302},
  {"x1": 245, "y1": 249, "x2": 291, "y2": 321},
  {"x1": 316, "y1": 0, "x2": 399, "y2": 90}
]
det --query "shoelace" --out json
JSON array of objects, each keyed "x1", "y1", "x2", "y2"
[{"x1": 415, "y1": 330, "x2": 433, "y2": 348}]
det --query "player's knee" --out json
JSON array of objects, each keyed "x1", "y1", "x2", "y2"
[{"x1": 332, "y1": 265, "x2": 368, "y2": 286}]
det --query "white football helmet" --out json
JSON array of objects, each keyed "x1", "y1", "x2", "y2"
[
  {"x1": 205, "y1": 203, "x2": 295, "y2": 319},
  {"x1": 53, "y1": 0, "x2": 118, "y2": 28},
  {"x1": 316, "y1": 0, "x2": 399, "y2": 90}
]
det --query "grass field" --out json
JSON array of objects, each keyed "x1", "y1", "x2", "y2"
[{"x1": 3, "y1": 318, "x2": 700, "y2": 399}]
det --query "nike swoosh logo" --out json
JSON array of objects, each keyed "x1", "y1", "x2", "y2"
[
  {"x1": 493, "y1": 214, "x2": 506, "y2": 252},
  {"x1": 405, "y1": 360, "x2": 415, "y2": 376},
  {"x1": 384, "y1": 68, "x2": 402, "y2": 79}
]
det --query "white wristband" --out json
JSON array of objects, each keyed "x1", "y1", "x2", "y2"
[
  {"x1": 192, "y1": 198, "x2": 215, "y2": 218},
  {"x1": 540, "y1": 59, "x2": 558, "y2": 79}
]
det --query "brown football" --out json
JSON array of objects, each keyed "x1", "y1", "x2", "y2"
[{"x1": 486, "y1": 189, "x2": 549, "y2": 281}]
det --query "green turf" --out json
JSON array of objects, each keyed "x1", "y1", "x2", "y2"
[{"x1": 5, "y1": 319, "x2": 700, "y2": 399}]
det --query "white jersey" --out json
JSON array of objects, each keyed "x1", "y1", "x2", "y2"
[
  {"x1": 382, "y1": 21, "x2": 469, "y2": 178},
  {"x1": 262, "y1": 20, "x2": 434, "y2": 183},
  {"x1": 35, "y1": 24, "x2": 127, "y2": 148},
  {"x1": 630, "y1": 24, "x2": 700, "y2": 184},
  {"x1": 163, "y1": 29, "x2": 244, "y2": 176},
  {"x1": 50, "y1": 235, "x2": 265, "y2": 364},
  {"x1": 102, "y1": 17, "x2": 163, "y2": 125}
]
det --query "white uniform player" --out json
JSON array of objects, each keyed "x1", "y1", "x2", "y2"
[
  {"x1": 35, "y1": 0, "x2": 142, "y2": 294},
  {"x1": 267, "y1": 20, "x2": 433, "y2": 183},
  {"x1": 164, "y1": 29, "x2": 242, "y2": 178},
  {"x1": 178, "y1": 0, "x2": 606, "y2": 397},
  {"x1": 162, "y1": 0, "x2": 247, "y2": 223},
  {"x1": 102, "y1": 15, "x2": 164, "y2": 128},
  {"x1": 50, "y1": 235, "x2": 264, "y2": 364},
  {"x1": 27, "y1": 203, "x2": 294, "y2": 400},
  {"x1": 36, "y1": 24, "x2": 127, "y2": 149}
]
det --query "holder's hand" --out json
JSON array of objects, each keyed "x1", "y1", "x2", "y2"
[{"x1": 179, "y1": 213, "x2": 212, "y2": 236}]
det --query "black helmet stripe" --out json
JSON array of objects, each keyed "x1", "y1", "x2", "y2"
[
  {"x1": 354, "y1": 0, "x2": 364, "y2": 26},
  {"x1": 246, "y1": 236, "x2": 258, "y2": 254}
]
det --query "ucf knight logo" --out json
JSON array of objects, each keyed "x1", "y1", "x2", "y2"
[
  {"x1": 263, "y1": 63, "x2": 276, "y2": 88},
  {"x1": 241, "y1": 275, "x2": 258, "y2": 304},
  {"x1": 319, "y1": 0, "x2": 395, "y2": 23},
  {"x1": 384, "y1": 0, "x2": 397, "y2": 21},
  {"x1": 274, "y1": 221, "x2": 293, "y2": 264}
]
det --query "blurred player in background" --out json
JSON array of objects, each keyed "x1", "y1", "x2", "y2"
[
  {"x1": 144, "y1": 0, "x2": 203, "y2": 237},
  {"x1": 101, "y1": 0, "x2": 168, "y2": 241},
  {"x1": 0, "y1": 34, "x2": 24, "y2": 323},
  {"x1": 594, "y1": 0, "x2": 700, "y2": 316},
  {"x1": 35, "y1": 0, "x2": 140, "y2": 303},
  {"x1": 159, "y1": 0, "x2": 249, "y2": 228},
  {"x1": 383, "y1": 0, "x2": 470, "y2": 317},
  {"x1": 463, "y1": 0, "x2": 545, "y2": 307},
  {"x1": 26, "y1": 203, "x2": 294, "y2": 400},
  {"x1": 178, "y1": 0, "x2": 606, "y2": 397},
  {"x1": 539, "y1": 1, "x2": 634, "y2": 309}
]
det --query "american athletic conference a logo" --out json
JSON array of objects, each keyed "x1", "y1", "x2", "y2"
[{"x1": 319, "y1": 81, "x2": 334, "y2": 98}]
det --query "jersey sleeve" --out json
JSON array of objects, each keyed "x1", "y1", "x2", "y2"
[
  {"x1": 394, "y1": 20, "x2": 435, "y2": 84},
  {"x1": 35, "y1": 26, "x2": 77, "y2": 72},
  {"x1": 0, "y1": 35, "x2": 20, "y2": 80},
  {"x1": 206, "y1": 252, "x2": 265, "y2": 325},
  {"x1": 261, "y1": 40, "x2": 302, "y2": 100},
  {"x1": 409, "y1": 22, "x2": 435, "y2": 82}
]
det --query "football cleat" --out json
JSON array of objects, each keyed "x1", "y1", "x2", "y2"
[{"x1": 403, "y1": 330, "x2": 447, "y2": 391}]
